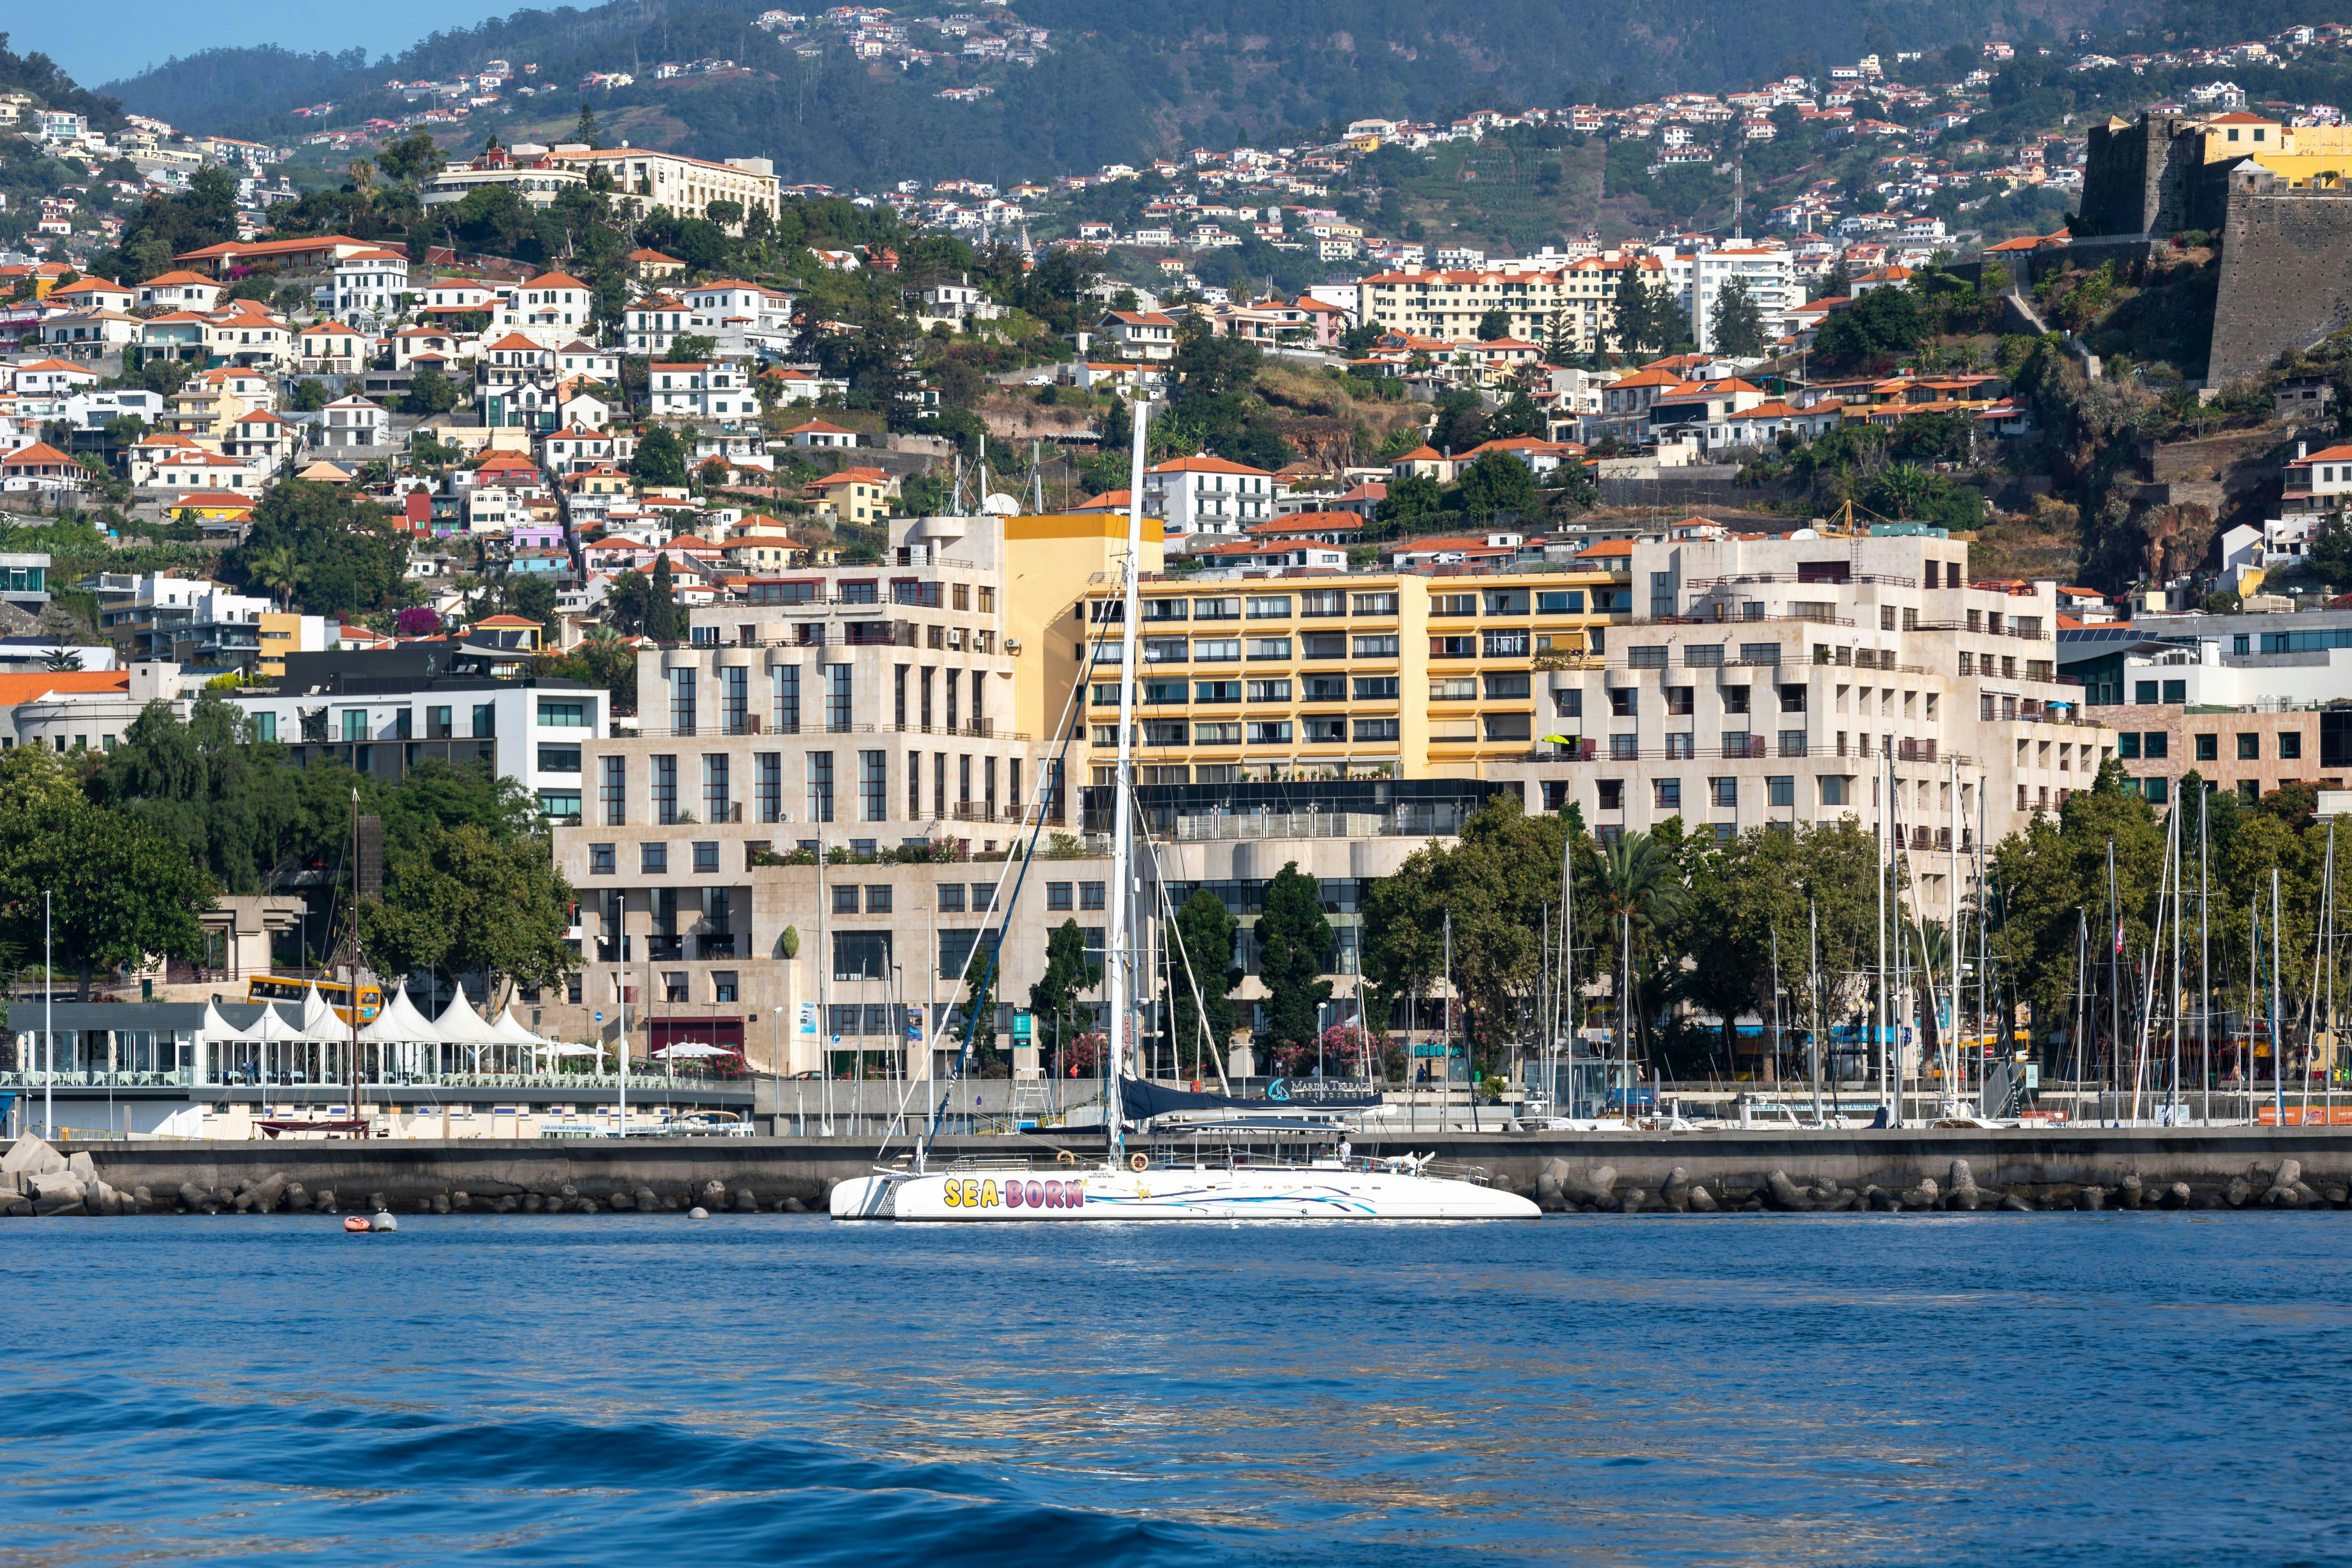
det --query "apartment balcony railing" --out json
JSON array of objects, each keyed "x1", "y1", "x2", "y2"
[{"x1": 617, "y1": 720, "x2": 1029, "y2": 741}]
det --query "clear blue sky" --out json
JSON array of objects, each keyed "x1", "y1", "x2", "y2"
[{"x1": 19, "y1": 4, "x2": 505, "y2": 90}]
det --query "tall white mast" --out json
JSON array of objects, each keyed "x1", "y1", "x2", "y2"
[
  {"x1": 1105, "y1": 393, "x2": 1149, "y2": 1166},
  {"x1": 1948, "y1": 756, "x2": 1961, "y2": 1109}
]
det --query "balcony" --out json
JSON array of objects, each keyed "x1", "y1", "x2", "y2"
[
  {"x1": 646, "y1": 935, "x2": 684, "y2": 962},
  {"x1": 1896, "y1": 738, "x2": 1938, "y2": 763},
  {"x1": 696, "y1": 933, "x2": 738, "y2": 959},
  {"x1": 704, "y1": 801, "x2": 744, "y2": 823}
]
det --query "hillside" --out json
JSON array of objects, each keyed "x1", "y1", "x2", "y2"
[{"x1": 101, "y1": 0, "x2": 2126, "y2": 188}]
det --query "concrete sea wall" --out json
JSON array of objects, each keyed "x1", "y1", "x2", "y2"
[{"x1": 4, "y1": 1126, "x2": 2351, "y2": 1216}]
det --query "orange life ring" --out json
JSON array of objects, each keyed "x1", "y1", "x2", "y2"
[
  {"x1": 1128, "y1": 1152, "x2": 1148, "y2": 1173},
  {"x1": 1057, "y1": 1149, "x2": 1077, "y2": 1167}
]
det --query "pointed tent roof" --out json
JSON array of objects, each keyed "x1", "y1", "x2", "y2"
[
  {"x1": 297, "y1": 982, "x2": 352, "y2": 1044},
  {"x1": 245, "y1": 1003, "x2": 304, "y2": 1044},
  {"x1": 199, "y1": 999, "x2": 254, "y2": 1043},
  {"x1": 359, "y1": 985, "x2": 438, "y2": 1044},
  {"x1": 432, "y1": 986, "x2": 509, "y2": 1045},
  {"x1": 490, "y1": 1003, "x2": 548, "y2": 1048}
]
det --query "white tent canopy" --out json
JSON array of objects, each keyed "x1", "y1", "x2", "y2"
[
  {"x1": 432, "y1": 987, "x2": 508, "y2": 1047},
  {"x1": 246, "y1": 1003, "x2": 304, "y2": 1044},
  {"x1": 653, "y1": 1042, "x2": 726, "y2": 1060},
  {"x1": 491, "y1": 1003, "x2": 548, "y2": 1049},
  {"x1": 296, "y1": 982, "x2": 351, "y2": 1045},
  {"x1": 534, "y1": 1042, "x2": 607, "y2": 1059},
  {"x1": 358, "y1": 985, "x2": 438, "y2": 1045},
  {"x1": 198, "y1": 999, "x2": 253, "y2": 1044}
]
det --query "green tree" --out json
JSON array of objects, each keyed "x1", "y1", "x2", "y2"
[
  {"x1": 507, "y1": 572, "x2": 558, "y2": 625},
  {"x1": 401, "y1": 364, "x2": 461, "y2": 416},
  {"x1": 631, "y1": 425, "x2": 687, "y2": 487},
  {"x1": 1164, "y1": 885, "x2": 1240, "y2": 1076},
  {"x1": 40, "y1": 647, "x2": 82, "y2": 673},
  {"x1": 224, "y1": 481, "x2": 406, "y2": 617},
  {"x1": 645, "y1": 554, "x2": 683, "y2": 642},
  {"x1": 1457, "y1": 449, "x2": 1539, "y2": 517},
  {"x1": 574, "y1": 102, "x2": 602, "y2": 149},
  {"x1": 1255, "y1": 862, "x2": 1333, "y2": 1062},
  {"x1": 2310, "y1": 514, "x2": 2352, "y2": 587},
  {"x1": 1487, "y1": 390, "x2": 1545, "y2": 439},
  {"x1": 1812, "y1": 286, "x2": 1925, "y2": 372},
  {"x1": 377, "y1": 130, "x2": 445, "y2": 186},
  {"x1": 1028, "y1": 917, "x2": 1103, "y2": 1063},
  {"x1": 1372, "y1": 472, "x2": 1444, "y2": 536},
  {"x1": 1476, "y1": 307, "x2": 1511, "y2": 341},
  {"x1": 1709, "y1": 276, "x2": 1767, "y2": 358},
  {"x1": 246, "y1": 542, "x2": 304, "y2": 611},
  {"x1": 359, "y1": 820, "x2": 577, "y2": 997},
  {"x1": 0, "y1": 747, "x2": 214, "y2": 999}
]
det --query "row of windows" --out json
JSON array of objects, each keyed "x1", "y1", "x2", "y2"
[
  {"x1": 600, "y1": 749, "x2": 1024, "y2": 827},
  {"x1": 2118, "y1": 730, "x2": 2303, "y2": 762},
  {"x1": 1095, "y1": 717, "x2": 1407, "y2": 746},
  {"x1": 1133, "y1": 634, "x2": 1404, "y2": 662},
  {"x1": 1116, "y1": 589, "x2": 1592, "y2": 622},
  {"x1": 1574, "y1": 685, "x2": 1809, "y2": 718},
  {"x1": 1093, "y1": 676, "x2": 1405, "y2": 706},
  {"x1": 1589, "y1": 777, "x2": 1802, "y2": 812}
]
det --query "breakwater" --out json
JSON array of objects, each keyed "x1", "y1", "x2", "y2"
[{"x1": 8, "y1": 1125, "x2": 2352, "y2": 1216}]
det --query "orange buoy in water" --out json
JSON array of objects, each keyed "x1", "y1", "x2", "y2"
[{"x1": 342, "y1": 1215, "x2": 370, "y2": 1233}]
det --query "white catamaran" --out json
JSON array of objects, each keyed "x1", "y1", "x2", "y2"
[{"x1": 832, "y1": 395, "x2": 1536, "y2": 1223}]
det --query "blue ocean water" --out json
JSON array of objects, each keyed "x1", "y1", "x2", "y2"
[{"x1": 0, "y1": 1213, "x2": 2345, "y2": 1566}]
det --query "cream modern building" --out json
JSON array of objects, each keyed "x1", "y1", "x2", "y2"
[
  {"x1": 1493, "y1": 531, "x2": 2119, "y2": 909},
  {"x1": 548, "y1": 146, "x2": 781, "y2": 231}
]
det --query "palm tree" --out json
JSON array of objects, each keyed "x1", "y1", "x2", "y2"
[
  {"x1": 248, "y1": 544, "x2": 303, "y2": 612},
  {"x1": 1595, "y1": 829, "x2": 1690, "y2": 1073}
]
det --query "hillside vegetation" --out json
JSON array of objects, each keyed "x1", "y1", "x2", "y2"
[{"x1": 105, "y1": 0, "x2": 2114, "y2": 186}]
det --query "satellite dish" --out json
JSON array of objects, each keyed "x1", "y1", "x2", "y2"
[{"x1": 980, "y1": 491, "x2": 1021, "y2": 516}]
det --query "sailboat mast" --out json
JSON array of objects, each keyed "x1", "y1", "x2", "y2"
[
  {"x1": 2200, "y1": 785, "x2": 2210, "y2": 1124},
  {"x1": 1104, "y1": 392, "x2": 1149, "y2": 1166},
  {"x1": 2274, "y1": 866, "x2": 2286, "y2": 1128},
  {"x1": 1948, "y1": 757, "x2": 1960, "y2": 1107}
]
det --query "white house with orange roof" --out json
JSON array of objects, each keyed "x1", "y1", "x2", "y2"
[
  {"x1": 541, "y1": 424, "x2": 618, "y2": 473},
  {"x1": 297, "y1": 320, "x2": 367, "y2": 374},
  {"x1": 780, "y1": 417, "x2": 857, "y2": 449},
  {"x1": 323, "y1": 247, "x2": 411, "y2": 319},
  {"x1": 135, "y1": 271, "x2": 224, "y2": 312},
  {"x1": 1389, "y1": 445, "x2": 1457, "y2": 483},
  {"x1": 1098, "y1": 309, "x2": 1180, "y2": 359},
  {"x1": 48, "y1": 277, "x2": 135, "y2": 314},
  {"x1": 223, "y1": 408, "x2": 296, "y2": 474},
  {"x1": 141, "y1": 447, "x2": 264, "y2": 495},
  {"x1": 6, "y1": 358, "x2": 101, "y2": 400},
  {"x1": 492, "y1": 270, "x2": 595, "y2": 349},
  {"x1": 1142, "y1": 453, "x2": 1275, "y2": 536}
]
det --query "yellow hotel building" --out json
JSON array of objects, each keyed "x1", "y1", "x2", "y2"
[{"x1": 1072, "y1": 558, "x2": 1627, "y2": 784}]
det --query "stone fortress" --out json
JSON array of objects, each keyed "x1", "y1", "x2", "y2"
[{"x1": 2077, "y1": 109, "x2": 2352, "y2": 383}]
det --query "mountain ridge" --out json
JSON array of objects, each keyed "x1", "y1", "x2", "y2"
[{"x1": 100, "y1": 0, "x2": 2126, "y2": 187}]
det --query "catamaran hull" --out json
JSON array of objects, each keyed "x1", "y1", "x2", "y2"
[{"x1": 829, "y1": 1168, "x2": 1539, "y2": 1220}]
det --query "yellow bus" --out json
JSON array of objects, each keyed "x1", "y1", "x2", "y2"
[{"x1": 246, "y1": 977, "x2": 385, "y2": 1026}]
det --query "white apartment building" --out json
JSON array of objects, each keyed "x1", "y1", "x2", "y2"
[
  {"x1": 6, "y1": 661, "x2": 191, "y2": 754},
  {"x1": 624, "y1": 294, "x2": 690, "y2": 355},
  {"x1": 1497, "y1": 532, "x2": 2117, "y2": 892},
  {"x1": 1142, "y1": 455, "x2": 1276, "y2": 538},
  {"x1": 1689, "y1": 244, "x2": 1799, "y2": 354},
  {"x1": 551, "y1": 532, "x2": 1047, "y2": 1029},
  {"x1": 648, "y1": 360, "x2": 755, "y2": 422},
  {"x1": 678, "y1": 279, "x2": 796, "y2": 355},
  {"x1": 230, "y1": 647, "x2": 611, "y2": 818}
]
